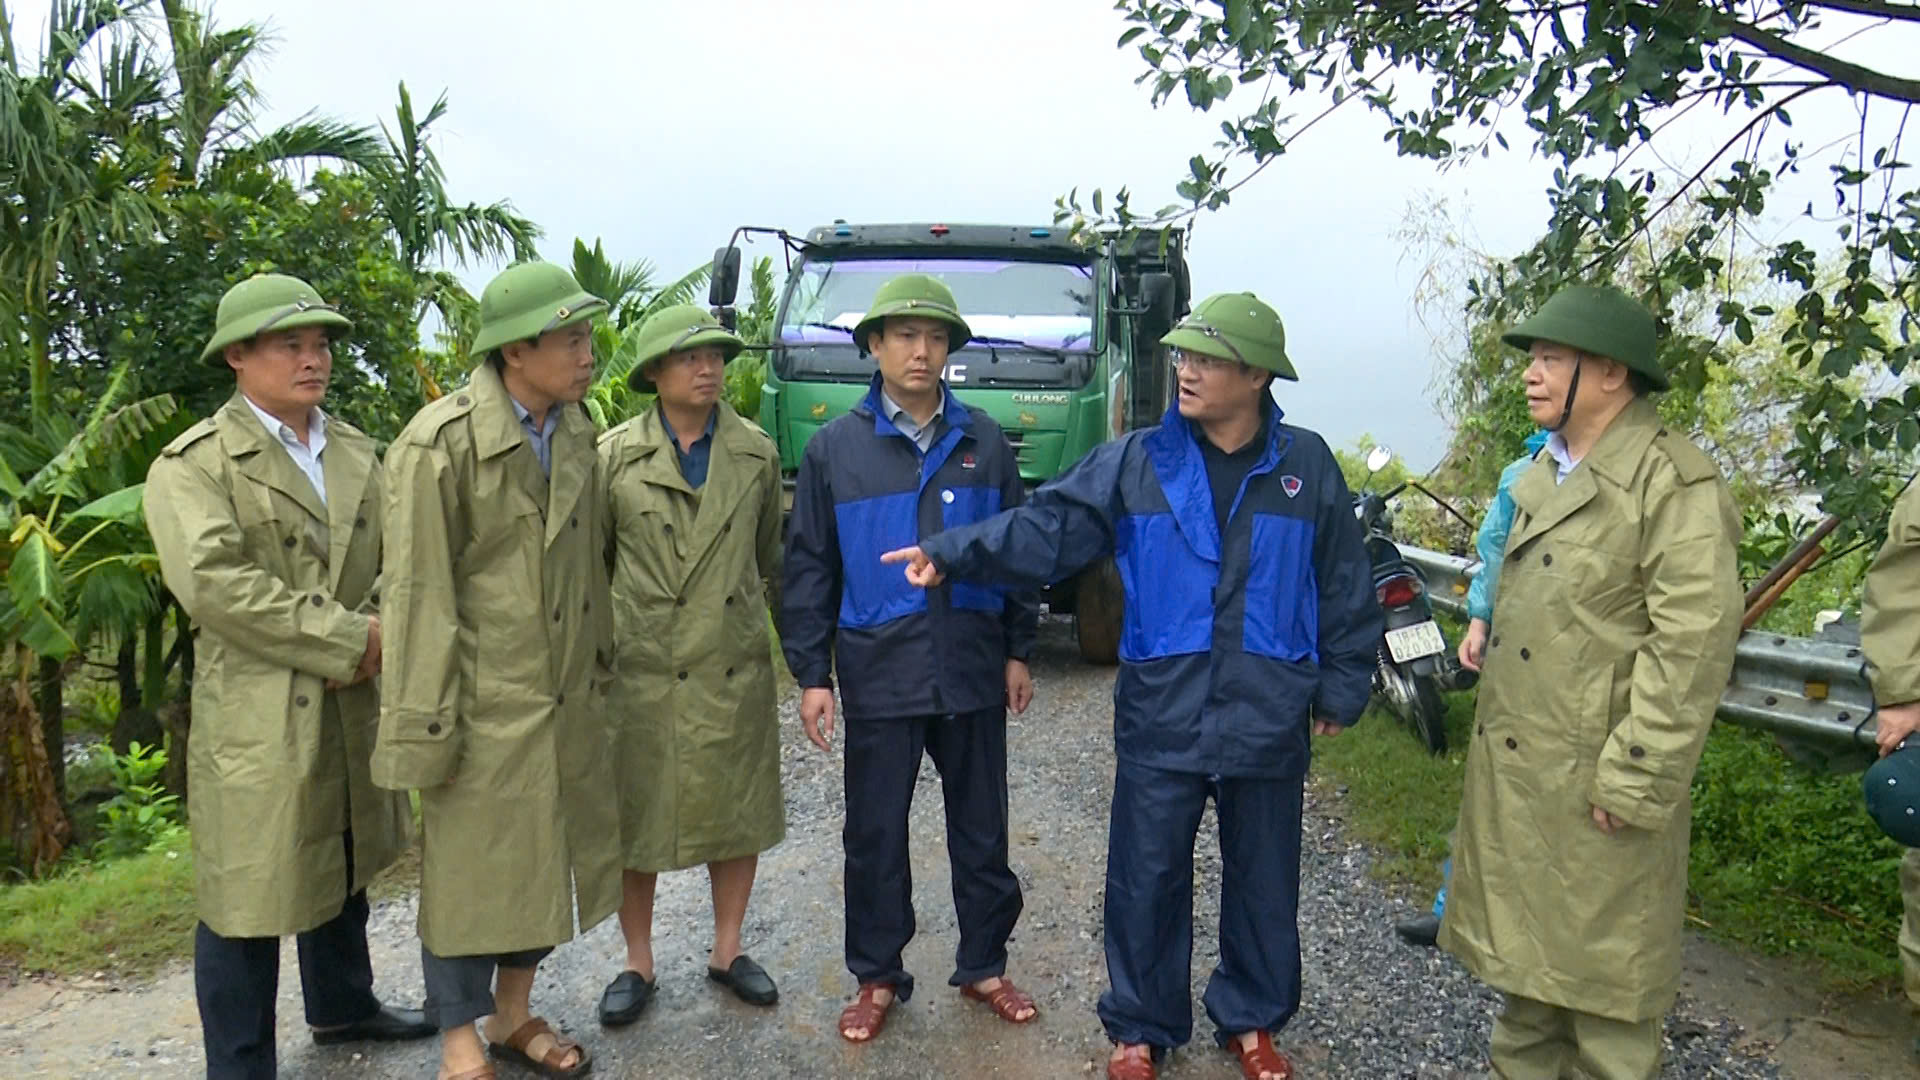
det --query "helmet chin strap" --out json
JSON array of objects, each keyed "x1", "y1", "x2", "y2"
[{"x1": 1549, "y1": 359, "x2": 1583, "y2": 433}]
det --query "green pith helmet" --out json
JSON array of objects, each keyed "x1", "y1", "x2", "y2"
[
  {"x1": 199, "y1": 274, "x2": 353, "y2": 365},
  {"x1": 1501, "y1": 284, "x2": 1667, "y2": 391},
  {"x1": 626, "y1": 304, "x2": 745, "y2": 392},
  {"x1": 469, "y1": 261, "x2": 608, "y2": 359},
  {"x1": 853, "y1": 273, "x2": 972, "y2": 355},
  {"x1": 1865, "y1": 743, "x2": 1920, "y2": 847},
  {"x1": 1160, "y1": 291, "x2": 1296, "y2": 381}
]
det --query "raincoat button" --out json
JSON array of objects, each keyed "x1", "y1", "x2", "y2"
[
  {"x1": 283, "y1": 536, "x2": 297, "y2": 548},
  {"x1": 1629, "y1": 745, "x2": 1646, "y2": 759},
  {"x1": 1542, "y1": 553, "x2": 1554, "y2": 567},
  {"x1": 1490, "y1": 636, "x2": 1500, "y2": 648},
  {"x1": 355, "y1": 516, "x2": 366, "y2": 528},
  {"x1": 570, "y1": 516, "x2": 578, "y2": 528},
  {"x1": 553, "y1": 607, "x2": 562, "y2": 622},
  {"x1": 1505, "y1": 737, "x2": 1518, "y2": 750},
  {"x1": 556, "y1": 693, "x2": 566, "y2": 706},
  {"x1": 295, "y1": 695, "x2": 309, "y2": 708},
  {"x1": 457, "y1": 395, "x2": 470, "y2": 406},
  {"x1": 725, "y1": 596, "x2": 735, "y2": 606},
  {"x1": 311, "y1": 595, "x2": 324, "y2": 607},
  {"x1": 725, "y1": 667, "x2": 736, "y2": 678},
  {"x1": 722, "y1": 523, "x2": 731, "y2": 533},
  {"x1": 1519, "y1": 648, "x2": 1531, "y2": 661},
  {"x1": 677, "y1": 671, "x2": 688, "y2": 681},
  {"x1": 1477, "y1": 724, "x2": 1485, "y2": 735},
  {"x1": 427, "y1": 722, "x2": 441, "y2": 735},
  {"x1": 664, "y1": 524, "x2": 674, "y2": 534}
]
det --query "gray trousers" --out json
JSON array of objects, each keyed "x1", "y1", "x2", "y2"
[{"x1": 420, "y1": 944, "x2": 554, "y2": 1030}]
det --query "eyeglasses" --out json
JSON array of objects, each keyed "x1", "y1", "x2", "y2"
[{"x1": 1168, "y1": 319, "x2": 1247, "y2": 371}]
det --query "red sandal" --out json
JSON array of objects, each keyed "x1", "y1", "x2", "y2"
[
  {"x1": 960, "y1": 977, "x2": 1038, "y2": 1023},
  {"x1": 1229, "y1": 1030, "x2": 1294, "y2": 1080},
  {"x1": 1107, "y1": 1042, "x2": 1156, "y2": 1080},
  {"x1": 838, "y1": 982, "x2": 896, "y2": 1043}
]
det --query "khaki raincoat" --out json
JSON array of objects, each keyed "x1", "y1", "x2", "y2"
[
  {"x1": 600, "y1": 403, "x2": 784, "y2": 871},
  {"x1": 1859, "y1": 482, "x2": 1920, "y2": 1006},
  {"x1": 373, "y1": 363, "x2": 622, "y2": 956},
  {"x1": 1438, "y1": 397, "x2": 1742, "y2": 1021},
  {"x1": 145, "y1": 395, "x2": 411, "y2": 939}
]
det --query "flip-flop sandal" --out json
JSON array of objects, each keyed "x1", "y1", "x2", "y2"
[
  {"x1": 487, "y1": 1017, "x2": 592, "y2": 1079},
  {"x1": 1107, "y1": 1043, "x2": 1157, "y2": 1080},
  {"x1": 838, "y1": 982, "x2": 896, "y2": 1043},
  {"x1": 960, "y1": 978, "x2": 1038, "y2": 1023},
  {"x1": 1229, "y1": 1031, "x2": 1293, "y2": 1080}
]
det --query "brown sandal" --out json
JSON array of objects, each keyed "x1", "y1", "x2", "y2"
[
  {"x1": 838, "y1": 982, "x2": 896, "y2": 1043},
  {"x1": 960, "y1": 977, "x2": 1037, "y2": 1023},
  {"x1": 487, "y1": 1017, "x2": 591, "y2": 1079},
  {"x1": 1229, "y1": 1031, "x2": 1293, "y2": 1080},
  {"x1": 1107, "y1": 1042, "x2": 1157, "y2": 1080}
]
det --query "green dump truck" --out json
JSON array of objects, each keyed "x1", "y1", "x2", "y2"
[{"x1": 706, "y1": 221, "x2": 1189, "y2": 663}]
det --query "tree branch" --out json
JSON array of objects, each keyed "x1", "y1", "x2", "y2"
[
  {"x1": 1803, "y1": 0, "x2": 1920, "y2": 23},
  {"x1": 1715, "y1": 11, "x2": 1920, "y2": 103}
]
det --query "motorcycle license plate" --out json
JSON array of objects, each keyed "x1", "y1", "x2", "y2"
[{"x1": 1385, "y1": 620, "x2": 1446, "y2": 663}]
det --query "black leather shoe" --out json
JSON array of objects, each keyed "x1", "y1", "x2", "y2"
[
  {"x1": 311, "y1": 1003, "x2": 435, "y2": 1045},
  {"x1": 707, "y1": 954, "x2": 778, "y2": 1006},
  {"x1": 599, "y1": 969, "x2": 657, "y2": 1027},
  {"x1": 1394, "y1": 913, "x2": 1441, "y2": 948}
]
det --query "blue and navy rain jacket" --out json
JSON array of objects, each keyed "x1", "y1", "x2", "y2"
[
  {"x1": 781, "y1": 375, "x2": 1040, "y2": 720},
  {"x1": 919, "y1": 403, "x2": 1381, "y2": 779}
]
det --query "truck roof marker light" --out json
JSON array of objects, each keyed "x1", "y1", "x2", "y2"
[
  {"x1": 1030, "y1": 228, "x2": 1050, "y2": 238},
  {"x1": 930, "y1": 224, "x2": 950, "y2": 237},
  {"x1": 834, "y1": 225, "x2": 853, "y2": 236}
]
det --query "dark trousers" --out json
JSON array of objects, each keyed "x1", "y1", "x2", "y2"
[
  {"x1": 842, "y1": 706, "x2": 1023, "y2": 1001},
  {"x1": 420, "y1": 946, "x2": 555, "y2": 1031},
  {"x1": 1096, "y1": 761, "x2": 1304, "y2": 1050},
  {"x1": 195, "y1": 832, "x2": 379, "y2": 1080}
]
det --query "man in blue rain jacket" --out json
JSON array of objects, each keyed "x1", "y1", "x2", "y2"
[
  {"x1": 782, "y1": 273, "x2": 1042, "y2": 1044},
  {"x1": 884, "y1": 292, "x2": 1381, "y2": 1080}
]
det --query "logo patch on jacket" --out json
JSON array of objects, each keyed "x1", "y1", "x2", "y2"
[
  {"x1": 1280, "y1": 475, "x2": 1303, "y2": 498},
  {"x1": 961, "y1": 454, "x2": 976, "y2": 469}
]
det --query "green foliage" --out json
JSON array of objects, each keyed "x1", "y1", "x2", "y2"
[
  {"x1": 92, "y1": 741, "x2": 183, "y2": 859},
  {"x1": 0, "y1": 828, "x2": 194, "y2": 977},
  {"x1": 1690, "y1": 725, "x2": 1901, "y2": 990},
  {"x1": 583, "y1": 255, "x2": 774, "y2": 430},
  {"x1": 1073, "y1": 0, "x2": 1920, "y2": 545},
  {"x1": 1316, "y1": 691, "x2": 1904, "y2": 991}
]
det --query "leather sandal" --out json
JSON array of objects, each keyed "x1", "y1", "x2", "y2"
[
  {"x1": 1107, "y1": 1042, "x2": 1157, "y2": 1080},
  {"x1": 838, "y1": 982, "x2": 896, "y2": 1043},
  {"x1": 1229, "y1": 1030, "x2": 1293, "y2": 1080},
  {"x1": 487, "y1": 1017, "x2": 591, "y2": 1079},
  {"x1": 959, "y1": 977, "x2": 1037, "y2": 1023}
]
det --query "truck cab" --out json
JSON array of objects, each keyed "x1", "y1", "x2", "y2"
[{"x1": 708, "y1": 221, "x2": 1189, "y2": 661}]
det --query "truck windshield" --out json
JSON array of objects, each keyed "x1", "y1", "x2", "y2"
[{"x1": 776, "y1": 256, "x2": 1096, "y2": 388}]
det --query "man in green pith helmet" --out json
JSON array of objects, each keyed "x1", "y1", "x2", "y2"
[
  {"x1": 1435, "y1": 284, "x2": 1742, "y2": 1080},
  {"x1": 882, "y1": 290, "x2": 1380, "y2": 1080},
  {"x1": 594, "y1": 304, "x2": 786, "y2": 1025},
  {"x1": 782, "y1": 273, "x2": 1042, "y2": 1045},
  {"x1": 145, "y1": 273, "x2": 430, "y2": 1079},
  {"x1": 375, "y1": 261, "x2": 621, "y2": 1080}
]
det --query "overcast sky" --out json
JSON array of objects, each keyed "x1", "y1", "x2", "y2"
[{"x1": 21, "y1": 1, "x2": 1912, "y2": 469}]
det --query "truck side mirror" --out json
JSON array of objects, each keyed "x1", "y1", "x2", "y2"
[
  {"x1": 708, "y1": 246, "x2": 742, "y2": 307},
  {"x1": 1140, "y1": 272, "x2": 1176, "y2": 337}
]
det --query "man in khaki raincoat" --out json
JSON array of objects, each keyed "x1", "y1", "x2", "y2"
[
  {"x1": 1437, "y1": 285, "x2": 1742, "y2": 1080},
  {"x1": 146, "y1": 273, "x2": 428, "y2": 1079},
  {"x1": 596, "y1": 304, "x2": 786, "y2": 1026},
  {"x1": 1858, "y1": 481, "x2": 1920, "y2": 1051},
  {"x1": 375, "y1": 261, "x2": 621, "y2": 1080}
]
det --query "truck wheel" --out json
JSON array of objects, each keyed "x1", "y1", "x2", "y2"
[{"x1": 1074, "y1": 558, "x2": 1124, "y2": 665}]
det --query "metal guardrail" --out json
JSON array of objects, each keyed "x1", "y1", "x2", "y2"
[{"x1": 1399, "y1": 544, "x2": 1881, "y2": 771}]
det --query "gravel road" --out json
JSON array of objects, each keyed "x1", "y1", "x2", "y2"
[{"x1": 0, "y1": 617, "x2": 1808, "y2": 1078}]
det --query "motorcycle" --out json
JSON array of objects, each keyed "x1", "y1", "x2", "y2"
[{"x1": 1353, "y1": 446, "x2": 1477, "y2": 754}]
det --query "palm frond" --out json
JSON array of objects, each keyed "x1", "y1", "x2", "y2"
[
  {"x1": 25, "y1": 393, "x2": 178, "y2": 501},
  {"x1": 217, "y1": 115, "x2": 385, "y2": 176}
]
